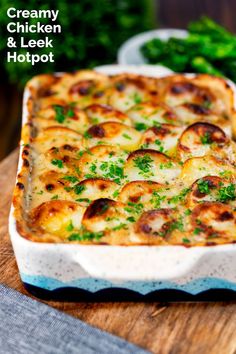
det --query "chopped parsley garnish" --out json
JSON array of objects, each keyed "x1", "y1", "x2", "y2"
[
  {"x1": 133, "y1": 92, "x2": 142, "y2": 104},
  {"x1": 53, "y1": 104, "x2": 75, "y2": 123},
  {"x1": 51, "y1": 159, "x2": 64, "y2": 168},
  {"x1": 134, "y1": 122, "x2": 148, "y2": 131},
  {"x1": 122, "y1": 133, "x2": 132, "y2": 140},
  {"x1": 193, "y1": 227, "x2": 203, "y2": 235},
  {"x1": 112, "y1": 223, "x2": 128, "y2": 231},
  {"x1": 217, "y1": 183, "x2": 235, "y2": 202},
  {"x1": 98, "y1": 162, "x2": 124, "y2": 184},
  {"x1": 197, "y1": 179, "x2": 211, "y2": 194},
  {"x1": 84, "y1": 131, "x2": 92, "y2": 139},
  {"x1": 169, "y1": 218, "x2": 184, "y2": 232},
  {"x1": 89, "y1": 163, "x2": 97, "y2": 173},
  {"x1": 184, "y1": 209, "x2": 192, "y2": 216},
  {"x1": 51, "y1": 194, "x2": 59, "y2": 200},
  {"x1": 127, "y1": 216, "x2": 135, "y2": 223},
  {"x1": 153, "y1": 121, "x2": 162, "y2": 128},
  {"x1": 169, "y1": 188, "x2": 190, "y2": 204},
  {"x1": 54, "y1": 105, "x2": 66, "y2": 123},
  {"x1": 159, "y1": 161, "x2": 173, "y2": 169},
  {"x1": 154, "y1": 139, "x2": 164, "y2": 153},
  {"x1": 133, "y1": 154, "x2": 153, "y2": 174},
  {"x1": 66, "y1": 221, "x2": 74, "y2": 232},
  {"x1": 113, "y1": 190, "x2": 119, "y2": 198},
  {"x1": 74, "y1": 184, "x2": 86, "y2": 195},
  {"x1": 182, "y1": 238, "x2": 190, "y2": 244},
  {"x1": 67, "y1": 107, "x2": 75, "y2": 117},
  {"x1": 68, "y1": 230, "x2": 103, "y2": 241},
  {"x1": 76, "y1": 198, "x2": 91, "y2": 203},
  {"x1": 219, "y1": 170, "x2": 232, "y2": 178},
  {"x1": 151, "y1": 191, "x2": 166, "y2": 208},
  {"x1": 200, "y1": 132, "x2": 212, "y2": 145},
  {"x1": 62, "y1": 176, "x2": 79, "y2": 183},
  {"x1": 124, "y1": 202, "x2": 144, "y2": 215},
  {"x1": 140, "y1": 143, "x2": 149, "y2": 149}
]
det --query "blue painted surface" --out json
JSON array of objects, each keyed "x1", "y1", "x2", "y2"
[{"x1": 20, "y1": 273, "x2": 236, "y2": 295}]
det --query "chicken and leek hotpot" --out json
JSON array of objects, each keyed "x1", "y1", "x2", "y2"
[{"x1": 13, "y1": 71, "x2": 236, "y2": 246}]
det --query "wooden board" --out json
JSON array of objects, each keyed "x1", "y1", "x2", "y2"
[{"x1": 1, "y1": 149, "x2": 236, "y2": 354}]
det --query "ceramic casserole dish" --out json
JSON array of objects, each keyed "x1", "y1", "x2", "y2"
[{"x1": 9, "y1": 64, "x2": 236, "y2": 301}]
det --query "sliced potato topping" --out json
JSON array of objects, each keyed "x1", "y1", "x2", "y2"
[
  {"x1": 181, "y1": 155, "x2": 236, "y2": 186},
  {"x1": 33, "y1": 126, "x2": 84, "y2": 153},
  {"x1": 134, "y1": 208, "x2": 177, "y2": 244},
  {"x1": 78, "y1": 145, "x2": 127, "y2": 183},
  {"x1": 140, "y1": 124, "x2": 184, "y2": 155},
  {"x1": 163, "y1": 80, "x2": 215, "y2": 107},
  {"x1": 126, "y1": 102, "x2": 178, "y2": 129},
  {"x1": 82, "y1": 198, "x2": 129, "y2": 233},
  {"x1": 72, "y1": 178, "x2": 118, "y2": 206},
  {"x1": 17, "y1": 70, "x2": 236, "y2": 245},
  {"x1": 85, "y1": 104, "x2": 132, "y2": 126},
  {"x1": 30, "y1": 200, "x2": 85, "y2": 239},
  {"x1": 85, "y1": 122, "x2": 141, "y2": 150},
  {"x1": 108, "y1": 74, "x2": 158, "y2": 111},
  {"x1": 187, "y1": 176, "x2": 236, "y2": 208},
  {"x1": 190, "y1": 202, "x2": 236, "y2": 241},
  {"x1": 178, "y1": 122, "x2": 229, "y2": 161},
  {"x1": 36, "y1": 104, "x2": 89, "y2": 133},
  {"x1": 124, "y1": 149, "x2": 181, "y2": 184}
]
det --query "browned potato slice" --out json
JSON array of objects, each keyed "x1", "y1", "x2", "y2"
[
  {"x1": 181, "y1": 155, "x2": 236, "y2": 186},
  {"x1": 163, "y1": 80, "x2": 215, "y2": 108},
  {"x1": 67, "y1": 71, "x2": 110, "y2": 107},
  {"x1": 30, "y1": 171, "x2": 74, "y2": 209},
  {"x1": 140, "y1": 124, "x2": 184, "y2": 155},
  {"x1": 124, "y1": 149, "x2": 181, "y2": 184},
  {"x1": 108, "y1": 74, "x2": 158, "y2": 111},
  {"x1": 72, "y1": 178, "x2": 118, "y2": 206},
  {"x1": 186, "y1": 176, "x2": 236, "y2": 208},
  {"x1": 178, "y1": 122, "x2": 228, "y2": 161},
  {"x1": 126, "y1": 102, "x2": 178, "y2": 130},
  {"x1": 39, "y1": 170, "x2": 75, "y2": 192},
  {"x1": 78, "y1": 145, "x2": 127, "y2": 183},
  {"x1": 173, "y1": 103, "x2": 231, "y2": 136},
  {"x1": 85, "y1": 122, "x2": 141, "y2": 150},
  {"x1": 36, "y1": 104, "x2": 89, "y2": 133},
  {"x1": 119, "y1": 180, "x2": 162, "y2": 203},
  {"x1": 47, "y1": 71, "x2": 110, "y2": 104},
  {"x1": 38, "y1": 97, "x2": 66, "y2": 110},
  {"x1": 85, "y1": 104, "x2": 131, "y2": 126},
  {"x1": 82, "y1": 198, "x2": 129, "y2": 232},
  {"x1": 43, "y1": 145, "x2": 80, "y2": 173},
  {"x1": 33, "y1": 126, "x2": 84, "y2": 153},
  {"x1": 191, "y1": 74, "x2": 235, "y2": 117},
  {"x1": 30, "y1": 200, "x2": 85, "y2": 239},
  {"x1": 173, "y1": 102, "x2": 215, "y2": 124},
  {"x1": 190, "y1": 202, "x2": 236, "y2": 241},
  {"x1": 134, "y1": 208, "x2": 176, "y2": 243}
]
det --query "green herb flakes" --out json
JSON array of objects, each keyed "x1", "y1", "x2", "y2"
[{"x1": 51, "y1": 159, "x2": 64, "y2": 168}]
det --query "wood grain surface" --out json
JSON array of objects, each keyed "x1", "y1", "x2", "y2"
[{"x1": 1, "y1": 149, "x2": 236, "y2": 354}]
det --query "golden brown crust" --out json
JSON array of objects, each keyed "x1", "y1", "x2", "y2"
[{"x1": 13, "y1": 70, "x2": 236, "y2": 245}]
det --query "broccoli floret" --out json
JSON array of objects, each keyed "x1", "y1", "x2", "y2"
[{"x1": 191, "y1": 57, "x2": 223, "y2": 77}]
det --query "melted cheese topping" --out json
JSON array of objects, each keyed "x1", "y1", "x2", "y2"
[{"x1": 16, "y1": 70, "x2": 236, "y2": 245}]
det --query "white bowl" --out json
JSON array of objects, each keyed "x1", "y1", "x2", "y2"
[{"x1": 118, "y1": 28, "x2": 188, "y2": 65}]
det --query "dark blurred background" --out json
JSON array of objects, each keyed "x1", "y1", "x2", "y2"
[{"x1": 0, "y1": 0, "x2": 235, "y2": 161}]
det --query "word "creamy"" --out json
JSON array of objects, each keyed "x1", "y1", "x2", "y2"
[{"x1": 7, "y1": 8, "x2": 59, "y2": 21}]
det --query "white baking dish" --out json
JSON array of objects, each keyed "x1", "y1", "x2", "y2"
[{"x1": 9, "y1": 65, "x2": 236, "y2": 299}]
